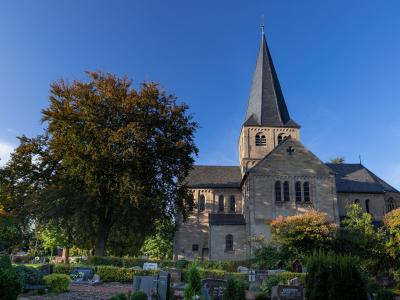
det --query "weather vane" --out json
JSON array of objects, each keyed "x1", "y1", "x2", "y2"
[{"x1": 261, "y1": 14, "x2": 265, "y2": 35}]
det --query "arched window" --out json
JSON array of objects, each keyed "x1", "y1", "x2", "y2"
[
  {"x1": 229, "y1": 196, "x2": 235, "y2": 213},
  {"x1": 275, "y1": 181, "x2": 282, "y2": 202},
  {"x1": 365, "y1": 199, "x2": 370, "y2": 214},
  {"x1": 199, "y1": 195, "x2": 205, "y2": 212},
  {"x1": 303, "y1": 182, "x2": 310, "y2": 202},
  {"x1": 354, "y1": 199, "x2": 360, "y2": 205},
  {"x1": 283, "y1": 181, "x2": 290, "y2": 202},
  {"x1": 225, "y1": 234, "x2": 233, "y2": 251},
  {"x1": 278, "y1": 133, "x2": 285, "y2": 145},
  {"x1": 387, "y1": 198, "x2": 395, "y2": 212},
  {"x1": 255, "y1": 133, "x2": 266, "y2": 146},
  {"x1": 295, "y1": 181, "x2": 302, "y2": 202},
  {"x1": 218, "y1": 195, "x2": 224, "y2": 212}
]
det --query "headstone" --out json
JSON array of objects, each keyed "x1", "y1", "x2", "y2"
[
  {"x1": 237, "y1": 266, "x2": 249, "y2": 273},
  {"x1": 133, "y1": 275, "x2": 157, "y2": 298},
  {"x1": 156, "y1": 270, "x2": 170, "y2": 300},
  {"x1": 70, "y1": 267, "x2": 95, "y2": 283},
  {"x1": 271, "y1": 285, "x2": 304, "y2": 300},
  {"x1": 287, "y1": 277, "x2": 300, "y2": 286},
  {"x1": 291, "y1": 260, "x2": 302, "y2": 273},
  {"x1": 39, "y1": 264, "x2": 53, "y2": 276},
  {"x1": 143, "y1": 262, "x2": 158, "y2": 270},
  {"x1": 201, "y1": 278, "x2": 226, "y2": 300},
  {"x1": 164, "y1": 268, "x2": 182, "y2": 282},
  {"x1": 276, "y1": 260, "x2": 285, "y2": 269},
  {"x1": 248, "y1": 270, "x2": 256, "y2": 282}
]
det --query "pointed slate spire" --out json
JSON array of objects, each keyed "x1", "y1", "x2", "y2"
[{"x1": 244, "y1": 31, "x2": 299, "y2": 128}]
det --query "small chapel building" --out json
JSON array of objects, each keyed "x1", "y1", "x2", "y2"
[{"x1": 173, "y1": 31, "x2": 400, "y2": 261}]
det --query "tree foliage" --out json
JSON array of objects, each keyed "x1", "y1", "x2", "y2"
[
  {"x1": 270, "y1": 210, "x2": 337, "y2": 254},
  {"x1": 1, "y1": 71, "x2": 198, "y2": 255},
  {"x1": 140, "y1": 220, "x2": 174, "y2": 259},
  {"x1": 329, "y1": 156, "x2": 345, "y2": 164},
  {"x1": 384, "y1": 207, "x2": 400, "y2": 259},
  {"x1": 184, "y1": 263, "x2": 201, "y2": 300}
]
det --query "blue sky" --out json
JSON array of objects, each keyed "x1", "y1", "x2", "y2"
[{"x1": 0, "y1": 0, "x2": 399, "y2": 189}]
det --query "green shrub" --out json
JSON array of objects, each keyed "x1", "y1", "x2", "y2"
[
  {"x1": 15, "y1": 265, "x2": 44, "y2": 286},
  {"x1": 184, "y1": 264, "x2": 201, "y2": 300},
  {"x1": 175, "y1": 259, "x2": 189, "y2": 269},
  {"x1": 305, "y1": 251, "x2": 368, "y2": 300},
  {"x1": 261, "y1": 275, "x2": 280, "y2": 297},
  {"x1": 0, "y1": 255, "x2": 12, "y2": 269},
  {"x1": 96, "y1": 266, "x2": 158, "y2": 283},
  {"x1": 255, "y1": 292, "x2": 269, "y2": 300},
  {"x1": 223, "y1": 277, "x2": 247, "y2": 300},
  {"x1": 279, "y1": 272, "x2": 305, "y2": 285},
  {"x1": 44, "y1": 273, "x2": 71, "y2": 293},
  {"x1": 53, "y1": 263, "x2": 76, "y2": 275},
  {"x1": 376, "y1": 290, "x2": 394, "y2": 300},
  {"x1": 0, "y1": 267, "x2": 22, "y2": 300},
  {"x1": 109, "y1": 293, "x2": 129, "y2": 300},
  {"x1": 131, "y1": 291, "x2": 148, "y2": 300}
]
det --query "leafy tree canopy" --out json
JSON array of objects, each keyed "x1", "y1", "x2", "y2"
[
  {"x1": 384, "y1": 207, "x2": 400, "y2": 259},
  {"x1": 1, "y1": 71, "x2": 198, "y2": 256},
  {"x1": 329, "y1": 156, "x2": 345, "y2": 164},
  {"x1": 270, "y1": 210, "x2": 337, "y2": 254}
]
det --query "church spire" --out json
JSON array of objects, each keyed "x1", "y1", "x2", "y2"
[{"x1": 244, "y1": 30, "x2": 299, "y2": 128}]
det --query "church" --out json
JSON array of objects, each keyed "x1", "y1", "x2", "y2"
[{"x1": 173, "y1": 31, "x2": 400, "y2": 261}]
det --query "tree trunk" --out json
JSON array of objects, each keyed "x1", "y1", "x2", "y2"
[
  {"x1": 94, "y1": 221, "x2": 110, "y2": 256},
  {"x1": 62, "y1": 247, "x2": 70, "y2": 264}
]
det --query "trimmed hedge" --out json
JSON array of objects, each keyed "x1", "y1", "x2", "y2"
[
  {"x1": 44, "y1": 274, "x2": 71, "y2": 293},
  {"x1": 182, "y1": 268, "x2": 247, "y2": 283},
  {"x1": 15, "y1": 265, "x2": 44, "y2": 286},
  {"x1": 52, "y1": 264, "x2": 159, "y2": 283},
  {"x1": 0, "y1": 260, "x2": 22, "y2": 300},
  {"x1": 279, "y1": 272, "x2": 306, "y2": 285}
]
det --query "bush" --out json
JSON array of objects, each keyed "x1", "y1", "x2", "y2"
[
  {"x1": 0, "y1": 267, "x2": 22, "y2": 300},
  {"x1": 255, "y1": 292, "x2": 269, "y2": 300},
  {"x1": 15, "y1": 265, "x2": 44, "y2": 286},
  {"x1": 305, "y1": 251, "x2": 368, "y2": 300},
  {"x1": 131, "y1": 291, "x2": 148, "y2": 300},
  {"x1": 44, "y1": 273, "x2": 71, "y2": 292},
  {"x1": 0, "y1": 255, "x2": 12, "y2": 268},
  {"x1": 223, "y1": 277, "x2": 247, "y2": 300},
  {"x1": 175, "y1": 259, "x2": 189, "y2": 269},
  {"x1": 279, "y1": 272, "x2": 305, "y2": 285},
  {"x1": 96, "y1": 266, "x2": 159, "y2": 283},
  {"x1": 261, "y1": 275, "x2": 280, "y2": 297},
  {"x1": 376, "y1": 290, "x2": 394, "y2": 300},
  {"x1": 184, "y1": 264, "x2": 201, "y2": 300},
  {"x1": 109, "y1": 294, "x2": 128, "y2": 300},
  {"x1": 53, "y1": 263, "x2": 76, "y2": 275}
]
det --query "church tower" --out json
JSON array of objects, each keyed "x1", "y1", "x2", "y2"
[{"x1": 239, "y1": 31, "x2": 300, "y2": 174}]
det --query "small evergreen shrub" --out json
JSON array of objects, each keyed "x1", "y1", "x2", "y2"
[
  {"x1": 254, "y1": 292, "x2": 269, "y2": 300},
  {"x1": 44, "y1": 274, "x2": 71, "y2": 292},
  {"x1": 53, "y1": 263, "x2": 76, "y2": 275},
  {"x1": 175, "y1": 259, "x2": 189, "y2": 269},
  {"x1": 305, "y1": 251, "x2": 368, "y2": 300},
  {"x1": 261, "y1": 275, "x2": 280, "y2": 297},
  {"x1": 223, "y1": 277, "x2": 247, "y2": 300},
  {"x1": 109, "y1": 293, "x2": 129, "y2": 300},
  {"x1": 15, "y1": 265, "x2": 44, "y2": 286},
  {"x1": 0, "y1": 255, "x2": 12, "y2": 268},
  {"x1": 376, "y1": 290, "x2": 394, "y2": 300},
  {"x1": 131, "y1": 291, "x2": 148, "y2": 300},
  {"x1": 184, "y1": 263, "x2": 201, "y2": 300},
  {"x1": 0, "y1": 266, "x2": 22, "y2": 300}
]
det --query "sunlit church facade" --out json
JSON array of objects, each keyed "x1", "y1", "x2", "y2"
[{"x1": 173, "y1": 32, "x2": 400, "y2": 261}]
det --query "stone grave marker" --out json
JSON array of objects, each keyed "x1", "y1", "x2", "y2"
[
  {"x1": 156, "y1": 270, "x2": 170, "y2": 300},
  {"x1": 143, "y1": 262, "x2": 158, "y2": 270},
  {"x1": 70, "y1": 267, "x2": 95, "y2": 283},
  {"x1": 201, "y1": 278, "x2": 226, "y2": 300},
  {"x1": 133, "y1": 275, "x2": 157, "y2": 298},
  {"x1": 271, "y1": 285, "x2": 304, "y2": 300},
  {"x1": 291, "y1": 260, "x2": 302, "y2": 273}
]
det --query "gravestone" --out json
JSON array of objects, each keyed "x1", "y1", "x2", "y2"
[
  {"x1": 164, "y1": 268, "x2": 182, "y2": 282},
  {"x1": 133, "y1": 275, "x2": 157, "y2": 298},
  {"x1": 291, "y1": 260, "x2": 302, "y2": 273},
  {"x1": 143, "y1": 262, "x2": 158, "y2": 270},
  {"x1": 156, "y1": 270, "x2": 170, "y2": 300},
  {"x1": 201, "y1": 278, "x2": 226, "y2": 300},
  {"x1": 271, "y1": 285, "x2": 304, "y2": 300},
  {"x1": 248, "y1": 270, "x2": 256, "y2": 282},
  {"x1": 70, "y1": 267, "x2": 95, "y2": 283},
  {"x1": 237, "y1": 266, "x2": 249, "y2": 273},
  {"x1": 39, "y1": 264, "x2": 53, "y2": 276}
]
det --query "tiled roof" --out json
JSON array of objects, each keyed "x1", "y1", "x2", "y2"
[
  {"x1": 185, "y1": 165, "x2": 241, "y2": 188},
  {"x1": 209, "y1": 213, "x2": 246, "y2": 226},
  {"x1": 244, "y1": 33, "x2": 299, "y2": 128},
  {"x1": 326, "y1": 163, "x2": 399, "y2": 193}
]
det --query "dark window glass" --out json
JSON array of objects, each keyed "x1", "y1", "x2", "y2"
[
  {"x1": 275, "y1": 181, "x2": 282, "y2": 202},
  {"x1": 199, "y1": 195, "x2": 205, "y2": 212},
  {"x1": 278, "y1": 134, "x2": 285, "y2": 144},
  {"x1": 388, "y1": 198, "x2": 395, "y2": 212},
  {"x1": 192, "y1": 244, "x2": 199, "y2": 251},
  {"x1": 255, "y1": 133, "x2": 266, "y2": 146},
  {"x1": 295, "y1": 182, "x2": 302, "y2": 202},
  {"x1": 283, "y1": 181, "x2": 290, "y2": 202},
  {"x1": 225, "y1": 234, "x2": 233, "y2": 251},
  {"x1": 365, "y1": 199, "x2": 370, "y2": 213},
  {"x1": 229, "y1": 196, "x2": 235, "y2": 213},
  {"x1": 303, "y1": 182, "x2": 310, "y2": 202},
  {"x1": 355, "y1": 199, "x2": 360, "y2": 204},
  {"x1": 218, "y1": 195, "x2": 224, "y2": 212}
]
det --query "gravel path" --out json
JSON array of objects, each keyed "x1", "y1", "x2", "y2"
[{"x1": 20, "y1": 283, "x2": 133, "y2": 300}]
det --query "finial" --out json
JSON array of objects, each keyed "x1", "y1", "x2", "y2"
[
  {"x1": 261, "y1": 14, "x2": 265, "y2": 35},
  {"x1": 359, "y1": 154, "x2": 362, "y2": 165}
]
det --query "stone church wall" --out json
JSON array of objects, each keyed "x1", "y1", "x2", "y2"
[
  {"x1": 209, "y1": 224, "x2": 248, "y2": 260},
  {"x1": 337, "y1": 193, "x2": 386, "y2": 221}
]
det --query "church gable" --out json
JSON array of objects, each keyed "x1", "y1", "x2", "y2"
[{"x1": 249, "y1": 138, "x2": 333, "y2": 177}]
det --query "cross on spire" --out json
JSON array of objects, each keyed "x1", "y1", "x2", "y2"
[{"x1": 287, "y1": 146, "x2": 295, "y2": 155}]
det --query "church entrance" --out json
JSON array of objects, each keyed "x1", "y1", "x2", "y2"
[{"x1": 201, "y1": 248, "x2": 209, "y2": 261}]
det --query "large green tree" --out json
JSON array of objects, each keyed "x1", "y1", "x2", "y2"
[{"x1": 2, "y1": 71, "x2": 198, "y2": 256}]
